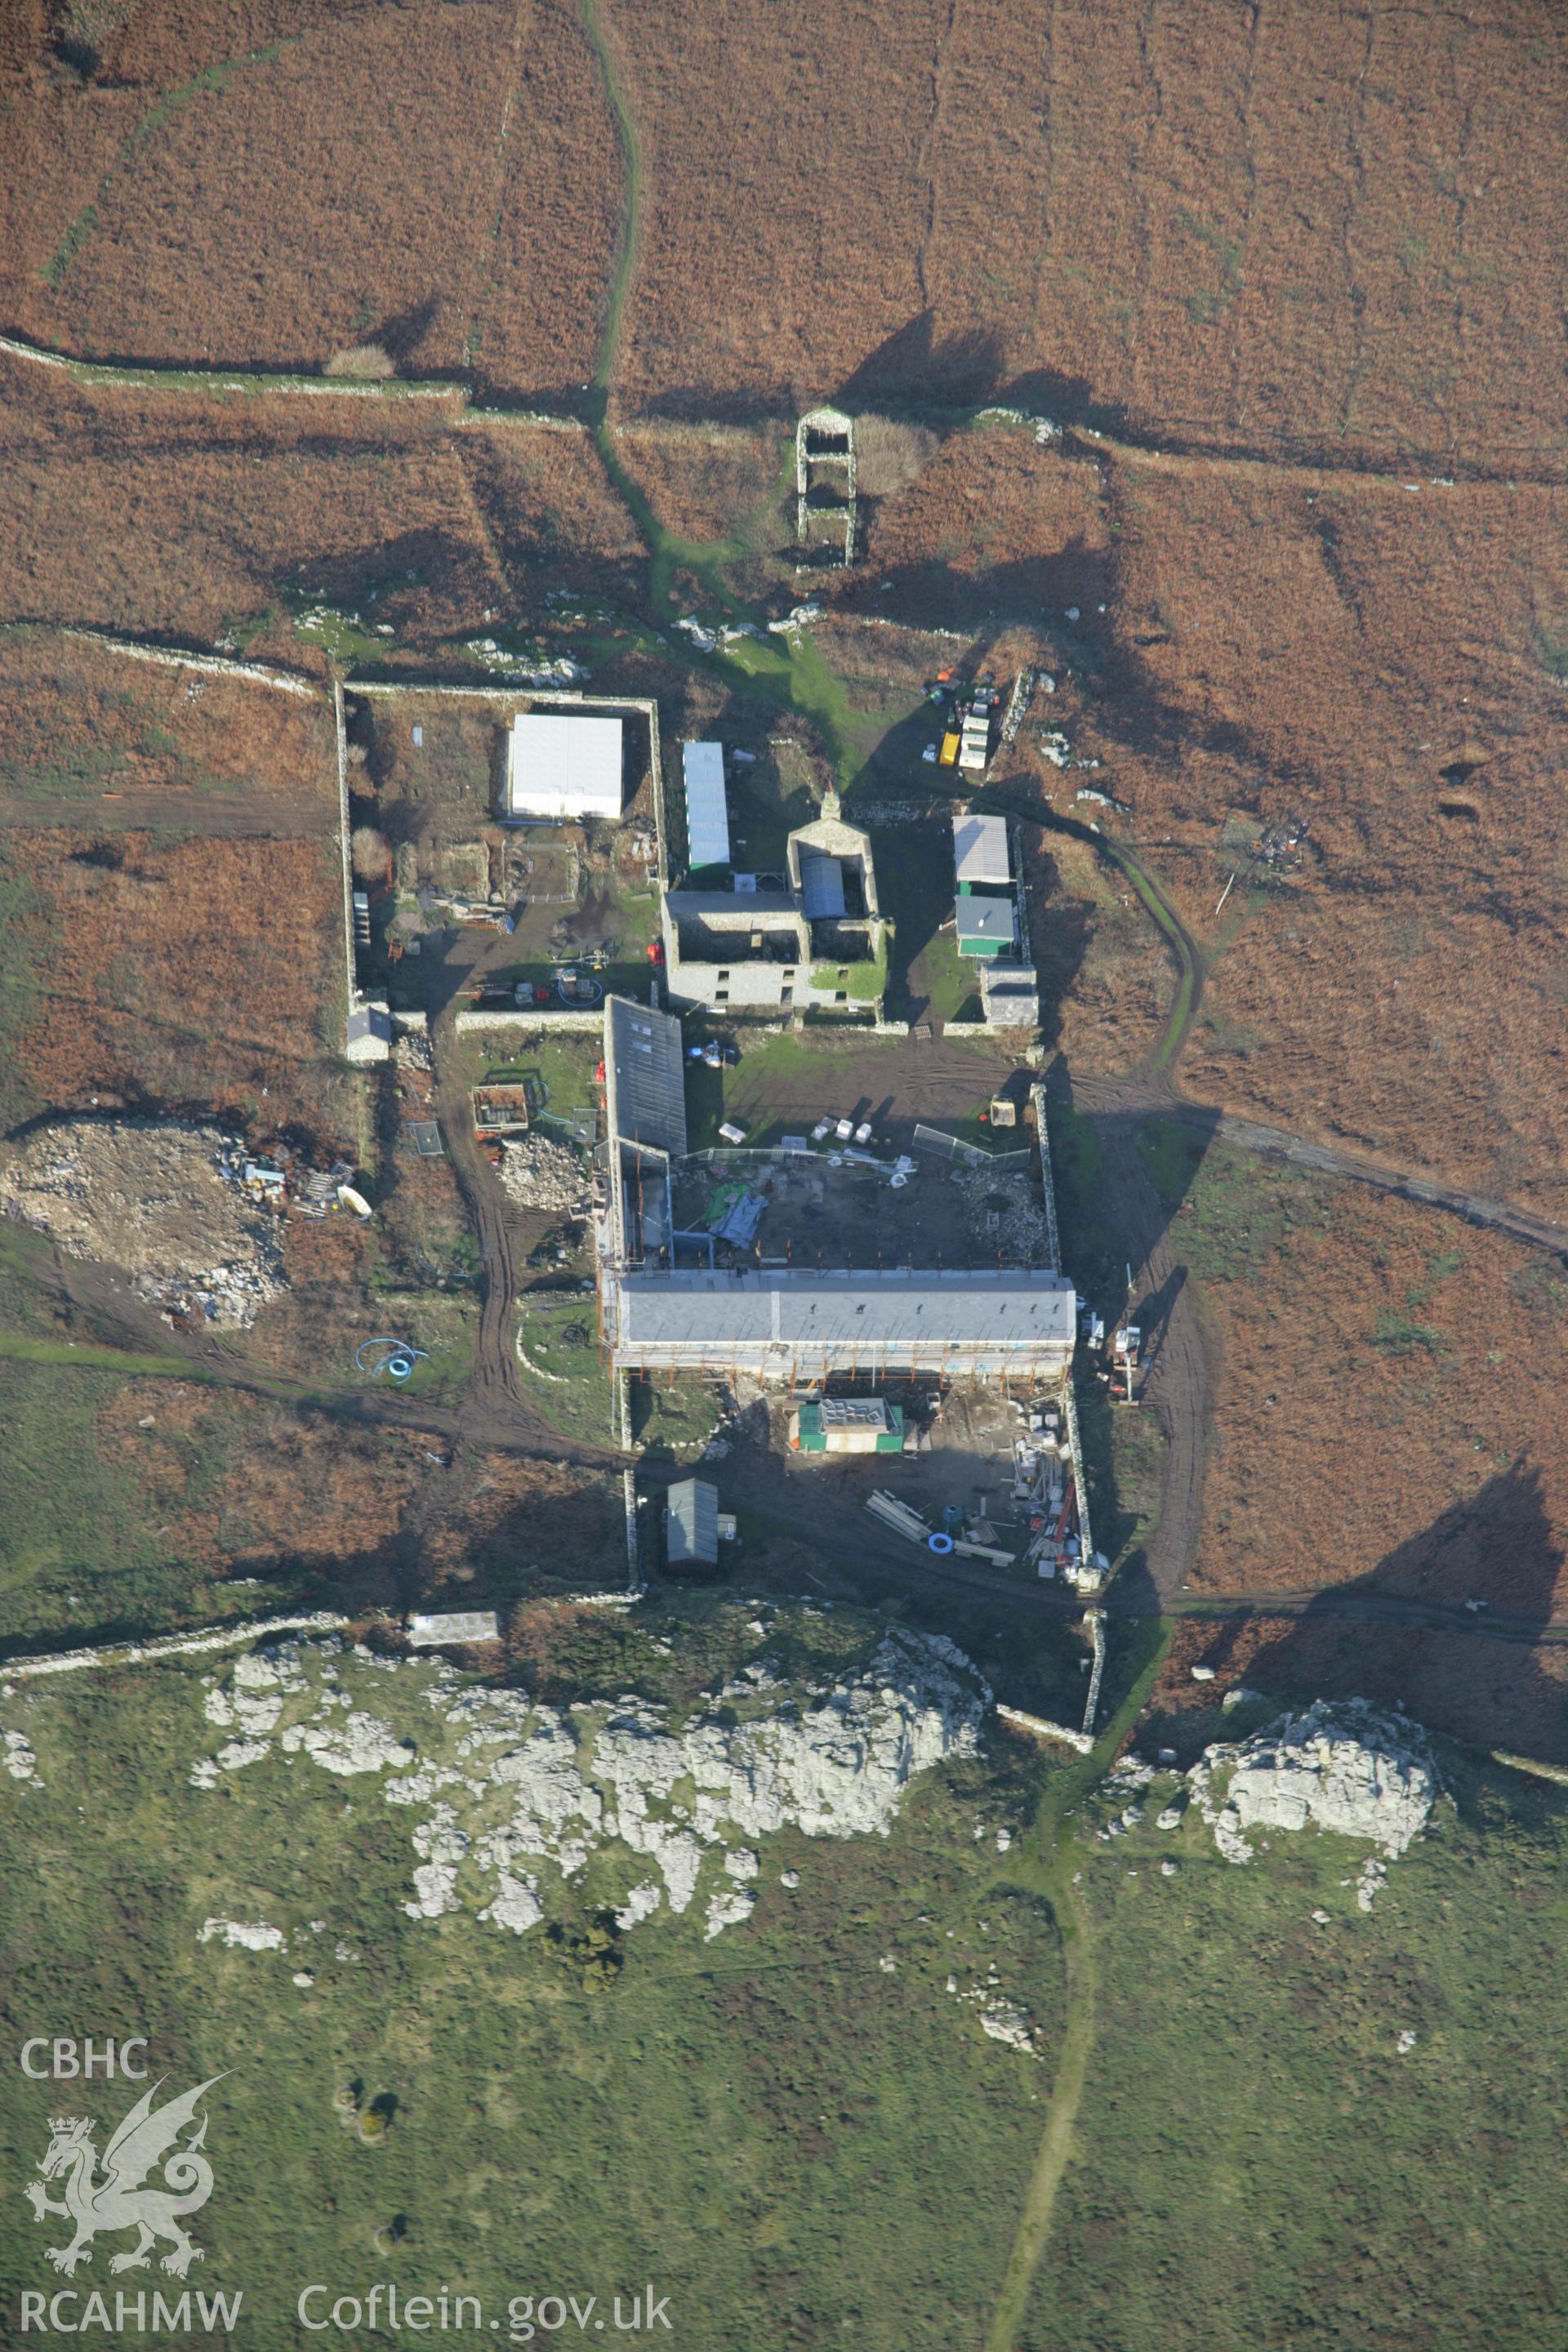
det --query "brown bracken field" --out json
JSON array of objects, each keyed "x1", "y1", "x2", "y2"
[{"x1": 0, "y1": 0, "x2": 1565, "y2": 1734}]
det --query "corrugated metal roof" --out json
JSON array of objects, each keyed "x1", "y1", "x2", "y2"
[
  {"x1": 800, "y1": 850, "x2": 847, "y2": 920},
  {"x1": 953, "y1": 812, "x2": 1012, "y2": 887},
  {"x1": 605, "y1": 995, "x2": 688, "y2": 1156},
  {"x1": 683, "y1": 742, "x2": 731, "y2": 867},
  {"x1": 508, "y1": 711, "x2": 623, "y2": 820},
  {"x1": 615, "y1": 1267, "x2": 1076, "y2": 1355},
  {"x1": 667, "y1": 1477, "x2": 719, "y2": 1565}
]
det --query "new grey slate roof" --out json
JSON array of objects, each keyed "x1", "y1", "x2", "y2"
[
  {"x1": 612, "y1": 1267, "x2": 1076, "y2": 1356},
  {"x1": 605, "y1": 996, "x2": 688, "y2": 1156}
]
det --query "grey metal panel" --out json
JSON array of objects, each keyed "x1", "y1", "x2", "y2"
[
  {"x1": 667, "y1": 1477, "x2": 719, "y2": 1565},
  {"x1": 956, "y1": 898, "x2": 1014, "y2": 942},
  {"x1": 953, "y1": 813, "x2": 1012, "y2": 887},
  {"x1": 800, "y1": 850, "x2": 847, "y2": 920},
  {"x1": 605, "y1": 995, "x2": 688, "y2": 1157}
]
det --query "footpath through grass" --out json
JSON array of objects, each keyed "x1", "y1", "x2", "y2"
[
  {"x1": 0, "y1": 1607, "x2": 1060, "y2": 2350},
  {"x1": 985, "y1": 1619, "x2": 1172, "y2": 2352},
  {"x1": 1022, "y1": 1735, "x2": 1568, "y2": 2351}
]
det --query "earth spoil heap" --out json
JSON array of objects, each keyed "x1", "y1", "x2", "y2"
[{"x1": 0, "y1": 1119, "x2": 285, "y2": 1329}]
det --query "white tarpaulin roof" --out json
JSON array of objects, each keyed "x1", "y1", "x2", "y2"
[
  {"x1": 953, "y1": 812, "x2": 1012, "y2": 887},
  {"x1": 683, "y1": 741, "x2": 730, "y2": 866},
  {"x1": 508, "y1": 711, "x2": 623, "y2": 820}
]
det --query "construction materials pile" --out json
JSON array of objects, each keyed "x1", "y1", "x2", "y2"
[
  {"x1": 498, "y1": 1132, "x2": 594, "y2": 1214},
  {"x1": 0, "y1": 1118, "x2": 286, "y2": 1328},
  {"x1": 1013, "y1": 1398, "x2": 1072, "y2": 1571}
]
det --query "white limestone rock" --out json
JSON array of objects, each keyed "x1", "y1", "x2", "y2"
[
  {"x1": 192, "y1": 1622, "x2": 990, "y2": 1951},
  {"x1": 1187, "y1": 1701, "x2": 1437, "y2": 1876},
  {"x1": 198, "y1": 1917, "x2": 285, "y2": 1953},
  {"x1": 614, "y1": 1881, "x2": 662, "y2": 1931},
  {"x1": 282, "y1": 1712, "x2": 413, "y2": 1776},
  {"x1": 978, "y1": 1999, "x2": 1036, "y2": 2054},
  {"x1": 405, "y1": 1864, "x2": 461, "y2": 1921},
  {"x1": 479, "y1": 1871, "x2": 545, "y2": 1935},
  {"x1": 703, "y1": 1886, "x2": 757, "y2": 1940}
]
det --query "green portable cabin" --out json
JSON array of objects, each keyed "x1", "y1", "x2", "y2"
[{"x1": 954, "y1": 887, "x2": 1015, "y2": 959}]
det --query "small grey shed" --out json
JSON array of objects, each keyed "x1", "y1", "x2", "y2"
[{"x1": 666, "y1": 1477, "x2": 720, "y2": 1569}]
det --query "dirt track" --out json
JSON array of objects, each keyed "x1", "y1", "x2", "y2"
[
  {"x1": 1035, "y1": 810, "x2": 1568, "y2": 1610},
  {"x1": 0, "y1": 787, "x2": 332, "y2": 837},
  {"x1": 46, "y1": 1217, "x2": 620, "y2": 1475}
]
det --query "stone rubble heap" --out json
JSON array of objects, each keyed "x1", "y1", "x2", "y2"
[
  {"x1": 951, "y1": 1165, "x2": 1054, "y2": 1261},
  {"x1": 1187, "y1": 1699, "x2": 1437, "y2": 1888},
  {"x1": 191, "y1": 1627, "x2": 990, "y2": 1946},
  {"x1": 0, "y1": 1118, "x2": 285, "y2": 1329},
  {"x1": 498, "y1": 1132, "x2": 595, "y2": 1214}
]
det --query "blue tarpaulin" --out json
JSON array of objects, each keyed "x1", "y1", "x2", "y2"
[{"x1": 712, "y1": 1192, "x2": 767, "y2": 1249}]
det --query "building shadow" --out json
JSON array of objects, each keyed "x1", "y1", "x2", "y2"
[
  {"x1": 1045, "y1": 1062, "x2": 1223, "y2": 1614},
  {"x1": 1150, "y1": 1460, "x2": 1568, "y2": 1763}
]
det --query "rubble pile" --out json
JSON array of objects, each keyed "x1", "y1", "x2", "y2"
[
  {"x1": 952, "y1": 1165, "x2": 1054, "y2": 1261},
  {"x1": 498, "y1": 1133, "x2": 594, "y2": 1214},
  {"x1": 1187, "y1": 1699, "x2": 1437, "y2": 1882},
  {"x1": 0, "y1": 1119, "x2": 286, "y2": 1328},
  {"x1": 191, "y1": 1626, "x2": 990, "y2": 1945}
]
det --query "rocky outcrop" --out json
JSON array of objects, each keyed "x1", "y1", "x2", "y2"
[
  {"x1": 191, "y1": 1625, "x2": 990, "y2": 1945},
  {"x1": 1187, "y1": 1700, "x2": 1437, "y2": 1884}
]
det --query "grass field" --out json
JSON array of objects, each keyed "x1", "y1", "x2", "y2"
[
  {"x1": 0, "y1": 1251, "x2": 220, "y2": 1646},
  {"x1": 1135, "y1": 1124, "x2": 1568, "y2": 1642},
  {"x1": 4, "y1": 1611, "x2": 1568, "y2": 2349},
  {"x1": 514, "y1": 1288, "x2": 615, "y2": 1444},
  {"x1": 1027, "y1": 1741, "x2": 1568, "y2": 2351},
  {"x1": 0, "y1": 1605, "x2": 1056, "y2": 2351},
  {"x1": 0, "y1": 824, "x2": 353, "y2": 1141}
]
